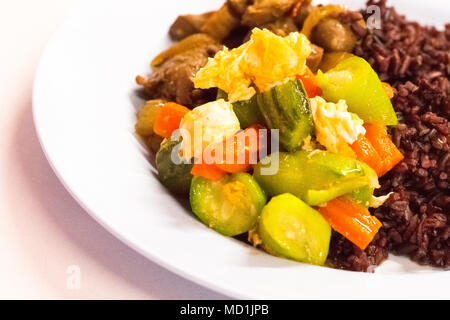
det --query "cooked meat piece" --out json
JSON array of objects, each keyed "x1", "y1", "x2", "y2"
[
  {"x1": 311, "y1": 18, "x2": 357, "y2": 52},
  {"x1": 306, "y1": 43, "x2": 324, "y2": 72},
  {"x1": 293, "y1": 0, "x2": 313, "y2": 27},
  {"x1": 242, "y1": 0, "x2": 298, "y2": 27},
  {"x1": 169, "y1": 12, "x2": 215, "y2": 41},
  {"x1": 261, "y1": 17, "x2": 298, "y2": 37},
  {"x1": 201, "y1": 3, "x2": 240, "y2": 41},
  {"x1": 227, "y1": 0, "x2": 251, "y2": 16},
  {"x1": 151, "y1": 33, "x2": 218, "y2": 68},
  {"x1": 137, "y1": 43, "x2": 222, "y2": 108}
]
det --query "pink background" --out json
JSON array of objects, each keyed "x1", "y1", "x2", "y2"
[{"x1": 0, "y1": 0, "x2": 227, "y2": 299}]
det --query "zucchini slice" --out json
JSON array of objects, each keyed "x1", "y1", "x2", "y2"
[{"x1": 256, "y1": 80, "x2": 314, "y2": 151}]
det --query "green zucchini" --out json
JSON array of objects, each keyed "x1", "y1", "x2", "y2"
[
  {"x1": 156, "y1": 138, "x2": 193, "y2": 195},
  {"x1": 190, "y1": 173, "x2": 267, "y2": 237},
  {"x1": 256, "y1": 80, "x2": 314, "y2": 151},
  {"x1": 258, "y1": 193, "x2": 331, "y2": 266},
  {"x1": 217, "y1": 89, "x2": 265, "y2": 128},
  {"x1": 253, "y1": 150, "x2": 379, "y2": 206}
]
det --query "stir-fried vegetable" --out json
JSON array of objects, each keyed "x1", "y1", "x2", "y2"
[
  {"x1": 153, "y1": 102, "x2": 190, "y2": 138},
  {"x1": 253, "y1": 150, "x2": 379, "y2": 206},
  {"x1": 217, "y1": 89, "x2": 266, "y2": 128},
  {"x1": 364, "y1": 124, "x2": 404, "y2": 176},
  {"x1": 156, "y1": 138, "x2": 194, "y2": 195},
  {"x1": 258, "y1": 193, "x2": 331, "y2": 265},
  {"x1": 296, "y1": 67, "x2": 322, "y2": 98},
  {"x1": 135, "y1": 100, "x2": 165, "y2": 137},
  {"x1": 318, "y1": 197, "x2": 382, "y2": 250},
  {"x1": 316, "y1": 56, "x2": 398, "y2": 126},
  {"x1": 213, "y1": 125, "x2": 266, "y2": 174},
  {"x1": 190, "y1": 173, "x2": 267, "y2": 236},
  {"x1": 350, "y1": 134, "x2": 384, "y2": 176},
  {"x1": 318, "y1": 51, "x2": 354, "y2": 72},
  {"x1": 347, "y1": 186, "x2": 374, "y2": 208},
  {"x1": 257, "y1": 80, "x2": 314, "y2": 151},
  {"x1": 191, "y1": 160, "x2": 227, "y2": 181}
]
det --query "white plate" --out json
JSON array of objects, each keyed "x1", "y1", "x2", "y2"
[{"x1": 33, "y1": 0, "x2": 449, "y2": 299}]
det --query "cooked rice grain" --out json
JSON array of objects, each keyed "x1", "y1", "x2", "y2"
[{"x1": 327, "y1": 0, "x2": 449, "y2": 271}]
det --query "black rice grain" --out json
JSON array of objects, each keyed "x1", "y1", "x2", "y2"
[{"x1": 327, "y1": 0, "x2": 449, "y2": 271}]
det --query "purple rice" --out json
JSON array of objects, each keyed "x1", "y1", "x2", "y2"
[{"x1": 327, "y1": 0, "x2": 449, "y2": 271}]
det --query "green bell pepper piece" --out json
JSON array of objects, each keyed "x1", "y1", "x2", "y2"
[
  {"x1": 253, "y1": 150, "x2": 379, "y2": 206},
  {"x1": 316, "y1": 56, "x2": 398, "y2": 126}
]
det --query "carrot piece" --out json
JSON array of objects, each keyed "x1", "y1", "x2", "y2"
[
  {"x1": 318, "y1": 197, "x2": 382, "y2": 250},
  {"x1": 296, "y1": 68, "x2": 323, "y2": 98},
  {"x1": 351, "y1": 134, "x2": 384, "y2": 176},
  {"x1": 381, "y1": 82, "x2": 395, "y2": 99},
  {"x1": 214, "y1": 125, "x2": 266, "y2": 173},
  {"x1": 191, "y1": 161, "x2": 227, "y2": 181},
  {"x1": 364, "y1": 124, "x2": 404, "y2": 176},
  {"x1": 153, "y1": 102, "x2": 190, "y2": 138}
]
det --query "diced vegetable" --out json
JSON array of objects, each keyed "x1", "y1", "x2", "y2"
[
  {"x1": 213, "y1": 125, "x2": 266, "y2": 174},
  {"x1": 191, "y1": 161, "x2": 227, "y2": 181},
  {"x1": 135, "y1": 100, "x2": 165, "y2": 137},
  {"x1": 156, "y1": 138, "x2": 194, "y2": 195},
  {"x1": 364, "y1": 124, "x2": 404, "y2": 176},
  {"x1": 190, "y1": 173, "x2": 267, "y2": 236},
  {"x1": 258, "y1": 193, "x2": 331, "y2": 265},
  {"x1": 318, "y1": 197, "x2": 382, "y2": 250},
  {"x1": 318, "y1": 51, "x2": 353, "y2": 72},
  {"x1": 347, "y1": 186, "x2": 374, "y2": 208},
  {"x1": 351, "y1": 134, "x2": 384, "y2": 176},
  {"x1": 256, "y1": 80, "x2": 314, "y2": 151},
  {"x1": 153, "y1": 102, "x2": 190, "y2": 138},
  {"x1": 217, "y1": 89, "x2": 266, "y2": 128},
  {"x1": 316, "y1": 56, "x2": 398, "y2": 126},
  {"x1": 296, "y1": 68, "x2": 322, "y2": 98},
  {"x1": 253, "y1": 150, "x2": 379, "y2": 206}
]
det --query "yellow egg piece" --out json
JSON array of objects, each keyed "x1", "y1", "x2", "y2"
[
  {"x1": 310, "y1": 96, "x2": 366, "y2": 156},
  {"x1": 194, "y1": 28, "x2": 312, "y2": 103},
  {"x1": 178, "y1": 99, "x2": 240, "y2": 161}
]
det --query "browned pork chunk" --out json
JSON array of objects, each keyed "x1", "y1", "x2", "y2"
[
  {"x1": 242, "y1": 0, "x2": 298, "y2": 27},
  {"x1": 136, "y1": 41, "x2": 222, "y2": 108},
  {"x1": 169, "y1": 12, "x2": 215, "y2": 41}
]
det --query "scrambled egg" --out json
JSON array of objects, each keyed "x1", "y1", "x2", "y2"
[
  {"x1": 310, "y1": 96, "x2": 366, "y2": 156},
  {"x1": 194, "y1": 28, "x2": 312, "y2": 103},
  {"x1": 178, "y1": 99, "x2": 240, "y2": 161}
]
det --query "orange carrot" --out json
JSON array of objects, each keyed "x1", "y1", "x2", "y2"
[
  {"x1": 297, "y1": 68, "x2": 323, "y2": 98},
  {"x1": 191, "y1": 161, "x2": 227, "y2": 181},
  {"x1": 364, "y1": 124, "x2": 404, "y2": 176},
  {"x1": 153, "y1": 102, "x2": 190, "y2": 138},
  {"x1": 351, "y1": 134, "x2": 384, "y2": 176},
  {"x1": 214, "y1": 125, "x2": 266, "y2": 173},
  {"x1": 318, "y1": 197, "x2": 382, "y2": 250}
]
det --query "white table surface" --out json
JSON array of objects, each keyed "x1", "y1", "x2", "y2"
[{"x1": 0, "y1": 0, "x2": 228, "y2": 300}]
